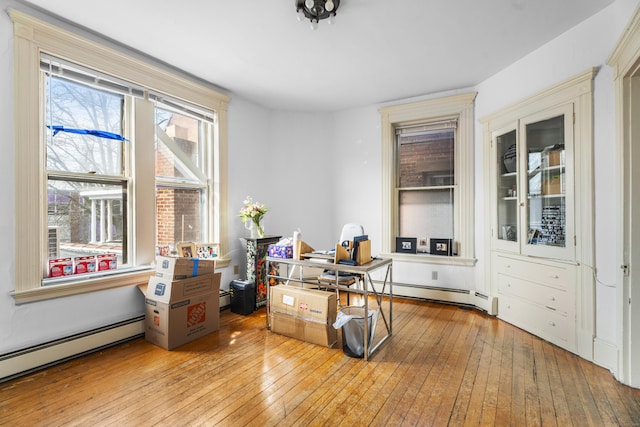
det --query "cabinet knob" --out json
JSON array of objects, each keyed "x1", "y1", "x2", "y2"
[
  {"x1": 550, "y1": 296, "x2": 556, "y2": 301},
  {"x1": 545, "y1": 305, "x2": 556, "y2": 311},
  {"x1": 548, "y1": 321, "x2": 556, "y2": 327},
  {"x1": 550, "y1": 274, "x2": 559, "y2": 279}
]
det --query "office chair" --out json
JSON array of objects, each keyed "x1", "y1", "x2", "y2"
[{"x1": 318, "y1": 223, "x2": 365, "y2": 306}]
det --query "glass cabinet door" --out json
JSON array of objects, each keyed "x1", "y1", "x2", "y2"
[
  {"x1": 494, "y1": 128, "x2": 519, "y2": 250},
  {"x1": 521, "y1": 105, "x2": 574, "y2": 261}
]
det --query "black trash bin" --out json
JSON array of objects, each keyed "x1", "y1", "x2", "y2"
[
  {"x1": 229, "y1": 280, "x2": 255, "y2": 315},
  {"x1": 340, "y1": 306, "x2": 376, "y2": 358}
]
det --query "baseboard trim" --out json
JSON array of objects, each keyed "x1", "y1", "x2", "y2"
[
  {"x1": 0, "y1": 317, "x2": 144, "y2": 383},
  {"x1": 593, "y1": 337, "x2": 619, "y2": 374}
]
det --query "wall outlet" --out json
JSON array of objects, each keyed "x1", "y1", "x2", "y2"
[
  {"x1": 432, "y1": 271, "x2": 438, "y2": 280},
  {"x1": 233, "y1": 265, "x2": 239, "y2": 275}
]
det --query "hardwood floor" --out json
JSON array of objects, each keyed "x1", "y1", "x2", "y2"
[{"x1": 1, "y1": 297, "x2": 639, "y2": 426}]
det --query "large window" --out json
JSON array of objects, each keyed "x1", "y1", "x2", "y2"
[
  {"x1": 155, "y1": 104, "x2": 214, "y2": 249},
  {"x1": 380, "y1": 93, "x2": 476, "y2": 265},
  {"x1": 45, "y1": 67, "x2": 129, "y2": 270},
  {"x1": 12, "y1": 10, "x2": 229, "y2": 302}
]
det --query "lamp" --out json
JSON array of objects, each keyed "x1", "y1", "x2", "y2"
[{"x1": 296, "y1": 0, "x2": 340, "y2": 29}]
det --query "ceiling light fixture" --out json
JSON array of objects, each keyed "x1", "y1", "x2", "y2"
[{"x1": 296, "y1": 0, "x2": 340, "y2": 30}]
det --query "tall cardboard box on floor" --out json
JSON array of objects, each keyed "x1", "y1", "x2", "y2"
[
  {"x1": 269, "y1": 285, "x2": 337, "y2": 347},
  {"x1": 144, "y1": 272, "x2": 221, "y2": 350}
]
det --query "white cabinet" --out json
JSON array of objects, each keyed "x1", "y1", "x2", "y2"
[
  {"x1": 494, "y1": 253, "x2": 575, "y2": 350},
  {"x1": 482, "y1": 70, "x2": 596, "y2": 356}
]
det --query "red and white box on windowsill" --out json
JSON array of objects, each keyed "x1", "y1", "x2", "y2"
[
  {"x1": 49, "y1": 258, "x2": 73, "y2": 278},
  {"x1": 74, "y1": 256, "x2": 96, "y2": 275},
  {"x1": 97, "y1": 253, "x2": 117, "y2": 271}
]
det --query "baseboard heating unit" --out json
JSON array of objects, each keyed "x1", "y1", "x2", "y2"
[{"x1": 0, "y1": 316, "x2": 145, "y2": 383}]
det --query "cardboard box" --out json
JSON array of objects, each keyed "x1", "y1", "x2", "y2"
[
  {"x1": 269, "y1": 285, "x2": 337, "y2": 347},
  {"x1": 143, "y1": 272, "x2": 221, "y2": 350},
  {"x1": 546, "y1": 149, "x2": 564, "y2": 167},
  {"x1": 155, "y1": 256, "x2": 215, "y2": 280},
  {"x1": 267, "y1": 244, "x2": 293, "y2": 258},
  {"x1": 270, "y1": 285, "x2": 337, "y2": 323},
  {"x1": 97, "y1": 253, "x2": 117, "y2": 271},
  {"x1": 270, "y1": 312, "x2": 337, "y2": 347},
  {"x1": 74, "y1": 256, "x2": 96, "y2": 275},
  {"x1": 49, "y1": 258, "x2": 73, "y2": 278},
  {"x1": 543, "y1": 174, "x2": 563, "y2": 195}
]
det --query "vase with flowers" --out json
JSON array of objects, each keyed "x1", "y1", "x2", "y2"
[{"x1": 239, "y1": 196, "x2": 268, "y2": 238}]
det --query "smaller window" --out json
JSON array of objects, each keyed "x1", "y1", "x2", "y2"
[
  {"x1": 397, "y1": 125, "x2": 456, "y2": 253},
  {"x1": 380, "y1": 92, "x2": 476, "y2": 264}
]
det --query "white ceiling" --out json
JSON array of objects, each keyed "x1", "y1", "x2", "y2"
[{"x1": 22, "y1": 0, "x2": 614, "y2": 112}]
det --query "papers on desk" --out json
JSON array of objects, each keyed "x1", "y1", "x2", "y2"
[
  {"x1": 305, "y1": 257, "x2": 331, "y2": 264},
  {"x1": 302, "y1": 251, "x2": 334, "y2": 263}
]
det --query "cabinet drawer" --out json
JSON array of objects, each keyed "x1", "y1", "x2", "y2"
[
  {"x1": 493, "y1": 253, "x2": 574, "y2": 291},
  {"x1": 499, "y1": 294, "x2": 575, "y2": 351},
  {"x1": 497, "y1": 273, "x2": 573, "y2": 316}
]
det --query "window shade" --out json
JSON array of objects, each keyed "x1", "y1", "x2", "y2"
[{"x1": 396, "y1": 119, "x2": 458, "y2": 137}]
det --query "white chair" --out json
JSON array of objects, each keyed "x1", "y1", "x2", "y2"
[{"x1": 318, "y1": 223, "x2": 365, "y2": 305}]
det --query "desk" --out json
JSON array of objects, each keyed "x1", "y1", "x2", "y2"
[{"x1": 265, "y1": 256, "x2": 392, "y2": 361}]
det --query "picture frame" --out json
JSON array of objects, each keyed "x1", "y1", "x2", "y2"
[
  {"x1": 395, "y1": 237, "x2": 417, "y2": 254},
  {"x1": 176, "y1": 242, "x2": 197, "y2": 258},
  {"x1": 430, "y1": 238, "x2": 453, "y2": 256},
  {"x1": 196, "y1": 242, "x2": 219, "y2": 259}
]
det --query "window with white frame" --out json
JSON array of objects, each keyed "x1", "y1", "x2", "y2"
[
  {"x1": 380, "y1": 93, "x2": 476, "y2": 265},
  {"x1": 11, "y1": 10, "x2": 229, "y2": 302}
]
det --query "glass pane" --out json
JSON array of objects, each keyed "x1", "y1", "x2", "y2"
[
  {"x1": 47, "y1": 178, "x2": 127, "y2": 276},
  {"x1": 496, "y1": 130, "x2": 518, "y2": 242},
  {"x1": 45, "y1": 76, "x2": 124, "y2": 176},
  {"x1": 156, "y1": 187, "x2": 203, "y2": 249},
  {"x1": 525, "y1": 115, "x2": 566, "y2": 248},
  {"x1": 398, "y1": 129, "x2": 454, "y2": 188},
  {"x1": 399, "y1": 189, "x2": 454, "y2": 254},
  {"x1": 155, "y1": 106, "x2": 202, "y2": 180}
]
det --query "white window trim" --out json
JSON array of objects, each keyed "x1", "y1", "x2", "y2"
[
  {"x1": 11, "y1": 9, "x2": 230, "y2": 303},
  {"x1": 379, "y1": 92, "x2": 477, "y2": 266}
]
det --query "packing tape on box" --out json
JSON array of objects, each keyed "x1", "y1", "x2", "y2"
[{"x1": 192, "y1": 258, "x2": 199, "y2": 277}]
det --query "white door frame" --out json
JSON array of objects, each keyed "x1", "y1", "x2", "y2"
[{"x1": 609, "y1": 4, "x2": 640, "y2": 388}]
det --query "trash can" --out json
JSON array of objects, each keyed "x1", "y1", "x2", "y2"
[
  {"x1": 337, "y1": 306, "x2": 377, "y2": 358},
  {"x1": 229, "y1": 280, "x2": 255, "y2": 315}
]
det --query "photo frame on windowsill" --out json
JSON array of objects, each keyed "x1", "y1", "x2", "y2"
[
  {"x1": 176, "y1": 242, "x2": 197, "y2": 258},
  {"x1": 430, "y1": 238, "x2": 453, "y2": 256},
  {"x1": 196, "y1": 243, "x2": 219, "y2": 258},
  {"x1": 395, "y1": 237, "x2": 417, "y2": 254}
]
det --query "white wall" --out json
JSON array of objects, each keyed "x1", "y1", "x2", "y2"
[
  {"x1": 1, "y1": 0, "x2": 638, "y2": 373},
  {"x1": 475, "y1": 0, "x2": 639, "y2": 349},
  {"x1": 0, "y1": 1, "x2": 145, "y2": 354}
]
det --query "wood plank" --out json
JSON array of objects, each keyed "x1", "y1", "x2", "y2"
[{"x1": 2, "y1": 299, "x2": 640, "y2": 426}]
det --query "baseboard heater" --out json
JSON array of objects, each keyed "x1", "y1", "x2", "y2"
[
  {"x1": 1, "y1": 291, "x2": 235, "y2": 383},
  {"x1": 0, "y1": 316, "x2": 145, "y2": 383},
  {"x1": 220, "y1": 289, "x2": 230, "y2": 309},
  {"x1": 373, "y1": 281, "x2": 498, "y2": 316}
]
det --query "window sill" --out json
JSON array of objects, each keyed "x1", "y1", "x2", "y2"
[
  {"x1": 13, "y1": 257, "x2": 232, "y2": 304},
  {"x1": 12, "y1": 268, "x2": 155, "y2": 304},
  {"x1": 380, "y1": 252, "x2": 477, "y2": 267}
]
